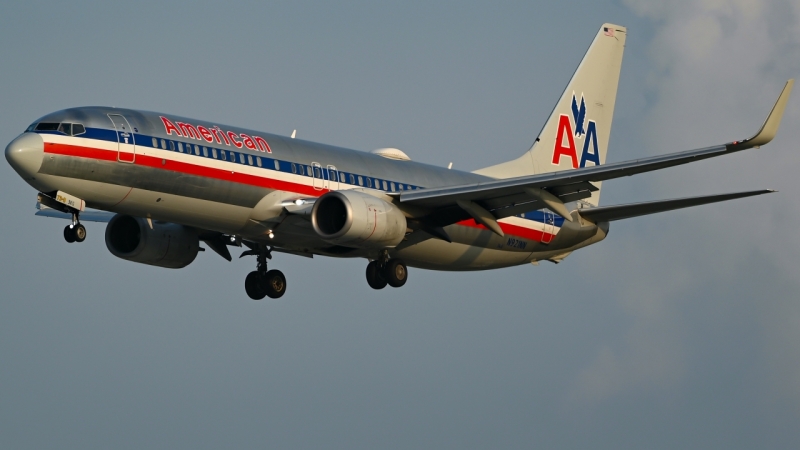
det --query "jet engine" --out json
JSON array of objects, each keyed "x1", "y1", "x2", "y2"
[
  {"x1": 311, "y1": 190, "x2": 407, "y2": 249},
  {"x1": 105, "y1": 214, "x2": 199, "y2": 268}
]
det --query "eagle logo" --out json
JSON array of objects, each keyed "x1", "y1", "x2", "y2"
[{"x1": 571, "y1": 93, "x2": 586, "y2": 137}]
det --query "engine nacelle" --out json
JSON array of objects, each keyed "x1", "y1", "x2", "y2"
[
  {"x1": 311, "y1": 190, "x2": 407, "y2": 249},
  {"x1": 105, "y1": 214, "x2": 199, "y2": 268}
]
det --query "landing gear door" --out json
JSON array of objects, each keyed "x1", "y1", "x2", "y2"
[
  {"x1": 108, "y1": 114, "x2": 136, "y2": 163},
  {"x1": 542, "y1": 210, "x2": 555, "y2": 244}
]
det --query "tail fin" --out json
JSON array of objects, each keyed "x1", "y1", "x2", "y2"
[{"x1": 474, "y1": 23, "x2": 626, "y2": 207}]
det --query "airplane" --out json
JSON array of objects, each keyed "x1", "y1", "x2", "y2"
[{"x1": 4, "y1": 23, "x2": 793, "y2": 300}]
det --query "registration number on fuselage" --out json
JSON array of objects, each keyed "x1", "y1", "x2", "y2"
[{"x1": 506, "y1": 237, "x2": 527, "y2": 250}]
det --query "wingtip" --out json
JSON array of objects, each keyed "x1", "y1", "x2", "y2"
[{"x1": 729, "y1": 80, "x2": 794, "y2": 151}]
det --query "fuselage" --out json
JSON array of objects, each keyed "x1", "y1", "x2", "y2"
[{"x1": 6, "y1": 106, "x2": 607, "y2": 270}]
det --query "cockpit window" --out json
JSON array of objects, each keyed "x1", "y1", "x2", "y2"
[
  {"x1": 33, "y1": 122, "x2": 86, "y2": 136},
  {"x1": 34, "y1": 123, "x2": 60, "y2": 131}
]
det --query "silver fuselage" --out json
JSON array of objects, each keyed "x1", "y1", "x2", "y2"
[{"x1": 6, "y1": 106, "x2": 608, "y2": 270}]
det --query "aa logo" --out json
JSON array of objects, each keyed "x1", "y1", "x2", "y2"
[{"x1": 551, "y1": 93, "x2": 601, "y2": 169}]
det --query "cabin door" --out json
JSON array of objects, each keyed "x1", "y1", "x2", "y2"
[
  {"x1": 108, "y1": 114, "x2": 136, "y2": 163},
  {"x1": 542, "y1": 210, "x2": 555, "y2": 244}
]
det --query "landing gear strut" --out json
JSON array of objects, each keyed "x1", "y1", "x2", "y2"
[
  {"x1": 365, "y1": 251, "x2": 408, "y2": 290},
  {"x1": 241, "y1": 242, "x2": 286, "y2": 300},
  {"x1": 63, "y1": 212, "x2": 86, "y2": 243}
]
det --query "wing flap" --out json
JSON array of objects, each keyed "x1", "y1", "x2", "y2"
[{"x1": 35, "y1": 203, "x2": 115, "y2": 222}]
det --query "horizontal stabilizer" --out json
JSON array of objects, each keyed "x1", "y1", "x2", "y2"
[{"x1": 579, "y1": 190, "x2": 775, "y2": 223}]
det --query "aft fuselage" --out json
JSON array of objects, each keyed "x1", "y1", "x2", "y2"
[{"x1": 6, "y1": 106, "x2": 607, "y2": 270}]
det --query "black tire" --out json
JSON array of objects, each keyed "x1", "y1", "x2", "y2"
[
  {"x1": 63, "y1": 225, "x2": 75, "y2": 243},
  {"x1": 366, "y1": 261, "x2": 387, "y2": 290},
  {"x1": 384, "y1": 258, "x2": 408, "y2": 288},
  {"x1": 74, "y1": 224, "x2": 87, "y2": 242},
  {"x1": 245, "y1": 271, "x2": 267, "y2": 300},
  {"x1": 263, "y1": 270, "x2": 287, "y2": 299}
]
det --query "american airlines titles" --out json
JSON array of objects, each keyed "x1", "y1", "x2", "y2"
[{"x1": 160, "y1": 116, "x2": 272, "y2": 153}]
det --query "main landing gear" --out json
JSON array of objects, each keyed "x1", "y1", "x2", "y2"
[
  {"x1": 63, "y1": 212, "x2": 86, "y2": 243},
  {"x1": 366, "y1": 251, "x2": 408, "y2": 290},
  {"x1": 241, "y1": 242, "x2": 286, "y2": 300}
]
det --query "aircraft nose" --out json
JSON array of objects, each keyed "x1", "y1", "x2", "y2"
[{"x1": 5, "y1": 132, "x2": 44, "y2": 181}]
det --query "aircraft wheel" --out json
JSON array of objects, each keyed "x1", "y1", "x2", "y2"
[
  {"x1": 366, "y1": 261, "x2": 387, "y2": 290},
  {"x1": 63, "y1": 225, "x2": 76, "y2": 243},
  {"x1": 245, "y1": 271, "x2": 267, "y2": 300},
  {"x1": 74, "y1": 224, "x2": 87, "y2": 243},
  {"x1": 263, "y1": 270, "x2": 287, "y2": 299},
  {"x1": 384, "y1": 258, "x2": 408, "y2": 288}
]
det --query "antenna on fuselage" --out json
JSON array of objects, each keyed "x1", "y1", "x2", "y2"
[
  {"x1": 447, "y1": 162, "x2": 453, "y2": 169},
  {"x1": 291, "y1": 130, "x2": 297, "y2": 139}
]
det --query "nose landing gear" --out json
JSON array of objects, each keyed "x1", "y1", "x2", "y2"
[
  {"x1": 241, "y1": 242, "x2": 287, "y2": 300},
  {"x1": 365, "y1": 251, "x2": 408, "y2": 290}
]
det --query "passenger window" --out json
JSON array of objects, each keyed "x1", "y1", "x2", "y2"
[
  {"x1": 203, "y1": 147, "x2": 209, "y2": 157},
  {"x1": 220, "y1": 150, "x2": 227, "y2": 161},
  {"x1": 248, "y1": 155, "x2": 254, "y2": 165},
  {"x1": 391, "y1": 182, "x2": 396, "y2": 191},
  {"x1": 58, "y1": 123, "x2": 72, "y2": 135},
  {"x1": 306, "y1": 166, "x2": 312, "y2": 176},
  {"x1": 382, "y1": 180, "x2": 388, "y2": 190},
  {"x1": 35, "y1": 123, "x2": 59, "y2": 131},
  {"x1": 366, "y1": 178, "x2": 372, "y2": 188},
  {"x1": 152, "y1": 137, "x2": 158, "y2": 148},
  {"x1": 194, "y1": 146, "x2": 200, "y2": 156},
  {"x1": 169, "y1": 141, "x2": 175, "y2": 151},
  {"x1": 161, "y1": 139, "x2": 167, "y2": 150},
  {"x1": 212, "y1": 148, "x2": 217, "y2": 158},
  {"x1": 273, "y1": 160, "x2": 280, "y2": 170},
  {"x1": 314, "y1": 167, "x2": 321, "y2": 178},
  {"x1": 349, "y1": 174, "x2": 356, "y2": 185},
  {"x1": 358, "y1": 176, "x2": 363, "y2": 186},
  {"x1": 291, "y1": 163, "x2": 297, "y2": 174},
  {"x1": 177, "y1": 142, "x2": 183, "y2": 152},
  {"x1": 330, "y1": 171, "x2": 337, "y2": 182}
]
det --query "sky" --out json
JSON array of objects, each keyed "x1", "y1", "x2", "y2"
[{"x1": 1, "y1": 1, "x2": 799, "y2": 448}]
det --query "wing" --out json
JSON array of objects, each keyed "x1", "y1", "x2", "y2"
[
  {"x1": 35, "y1": 202, "x2": 115, "y2": 222},
  {"x1": 399, "y1": 80, "x2": 793, "y2": 233}
]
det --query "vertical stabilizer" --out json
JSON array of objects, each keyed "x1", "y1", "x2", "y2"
[{"x1": 474, "y1": 24, "x2": 626, "y2": 206}]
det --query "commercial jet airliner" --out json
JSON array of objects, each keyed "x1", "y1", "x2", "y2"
[{"x1": 5, "y1": 24, "x2": 793, "y2": 299}]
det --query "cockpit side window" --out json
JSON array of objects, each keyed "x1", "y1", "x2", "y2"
[
  {"x1": 34, "y1": 123, "x2": 60, "y2": 131},
  {"x1": 58, "y1": 123, "x2": 72, "y2": 135},
  {"x1": 72, "y1": 124, "x2": 86, "y2": 135}
]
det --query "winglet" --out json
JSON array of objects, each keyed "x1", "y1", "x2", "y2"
[{"x1": 729, "y1": 79, "x2": 794, "y2": 151}]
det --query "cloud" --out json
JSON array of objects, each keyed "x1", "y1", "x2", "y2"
[{"x1": 566, "y1": 0, "x2": 800, "y2": 408}]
